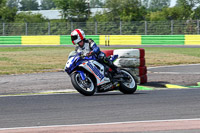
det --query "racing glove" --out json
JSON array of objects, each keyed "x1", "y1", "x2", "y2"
[{"x1": 86, "y1": 51, "x2": 94, "y2": 57}]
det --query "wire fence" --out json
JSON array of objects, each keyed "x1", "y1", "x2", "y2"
[{"x1": 0, "y1": 20, "x2": 199, "y2": 36}]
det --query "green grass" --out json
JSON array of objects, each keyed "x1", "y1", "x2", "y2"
[
  {"x1": 0, "y1": 46, "x2": 200, "y2": 75},
  {"x1": 143, "y1": 47, "x2": 200, "y2": 66}
]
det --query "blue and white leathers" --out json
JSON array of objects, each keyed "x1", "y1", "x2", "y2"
[{"x1": 75, "y1": 39, "x2": 102, "y2": 58}]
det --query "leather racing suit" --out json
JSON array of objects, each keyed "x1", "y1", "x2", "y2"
[{"x1": 75, "y1": 39, "x2": 118, "y2": 73}]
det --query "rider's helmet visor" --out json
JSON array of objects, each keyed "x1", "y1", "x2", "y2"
[{"x1": 71, "y1": 35, "x2": 78, "y2": 42}]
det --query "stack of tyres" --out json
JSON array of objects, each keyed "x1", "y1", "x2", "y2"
[
  {"x1": 101, "y1": 49, "x2": 114, "y2": 57},
  {"x1": 102, "y1": 49, "x2": 147, "y2": 84}
]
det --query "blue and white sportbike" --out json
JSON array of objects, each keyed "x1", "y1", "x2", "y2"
[{"x1": 65, "y1": 51, "x2": 137, "y2": 96}]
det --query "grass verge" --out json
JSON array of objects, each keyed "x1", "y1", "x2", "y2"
[{"x1": 0, "y1": 46, "x2": 200, "y2": 75}]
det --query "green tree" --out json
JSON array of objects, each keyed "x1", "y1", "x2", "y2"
[
  {"x1": 142, "y1": 0, "x2": 150, "y2": 8},
  {"x1": 175, "y1": 0, "x2": 193, "y2": 19},
  {"x1": 40, "y1": 0, "x2": 56, "y2": 10},
  {"x1": 14, "y1": 12, "x2": 48, "y2": 35},
  {"x1": 20, "y1": 0, "x2": 39, "y2": 11},
  {"x1": 0, "y1": 0, "x2": 7, "y2": 8},
  {"x1": 15, "y1": 12, "x2": 47, "y2": 22},
  {"x1": 7, "y1": 0, "x2": 19, "y2": 9},
  {"x1": 90, "y1": 0, "x2": 104, "y2": 8},
  {"x1": 53, "y1": 0, "x2": 89, "y2": 21},
  {"x1": 53, "y1": 0, "x2": 69, "y2": 19},
  {"x1": 149, "y1": 7, "x2": 185, "y2": 21},
  {"x1": 149, "y1": 5, "x2": 194, "y2": 21},
  {"x1": 193, "y1": 6, "x2": 200, "y2": 19},
  {"x1": 0, "y1": 0, "x2": 17, "y2": 22},
  {"x1": 104, "y1": 0, "x2": 146, "y2": 21},
  {"x1": 149, "y1": 0, "x2": 170, "y2": 11},
  {"x1": 148, "y1": 0, "x2": 200, "y2": 21},
  {"x1": 176, "y1": 0, "x2": 200, "y2": 8}
]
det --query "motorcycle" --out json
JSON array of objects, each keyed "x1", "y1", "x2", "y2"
[{"x1": 64, "y1": 51, "x2": 137, "y2": 96}]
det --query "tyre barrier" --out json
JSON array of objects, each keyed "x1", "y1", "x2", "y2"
[
  {"x1": 124, "y1": 68, "x2": 147, "y2": 84},
  {"x1": 114, "y1": 58, "x2": 145, "y2": 67},
  {"x1": 102, "y1": 49, "x2": 114, "y2": 57},
  {"x1": 102, "y1": 49, "x2": 147, "y2": 84},
  {"x1": 123, "y1": 67, "x2": 147, "y2": 76},
  {"x1": 113, "y1": 48, "x2": 145, "y2": 58}
]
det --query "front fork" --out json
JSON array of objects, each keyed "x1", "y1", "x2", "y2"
[
  {"x1": 75, "y1": 70, "x2": 86, "y2": 80},
  {"x1": 74, "y1": 70, "x2": 92, "y2": 88}
]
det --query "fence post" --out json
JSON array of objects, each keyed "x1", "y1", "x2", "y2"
[
  {"x1": 105, "y1": 35, "x2": 107, "y2": 46},
  {"x1": 145, "y1": 21, "x2": 147, "y2": 35},
  {"x1": 95, "y1": 21, "x2": 97, "y2": 35},
  {"x1": 197, "y1": 20, "x2": 199, "y2": 34},
  {"x1": 25, "y1": 22, "x2": 28, "y2": 35},
  {"x1": 71, "y1": 22, "x2": 73, "y2": 32},
  {"x1": 171, "y1": 20, "x2": 174, "y2": 35},
  {"x1": 48, "y1": 21, "x2": 51, "y2": 35},
  {"x1": 120, "y1": 21, "x2": 122, "y2": 35},
  {"x1": 108, "y1": 35, "x2": 110, "y2": 46},
  {"x1": 2, "y1": 22, "x2": 5, "y2": 36}
]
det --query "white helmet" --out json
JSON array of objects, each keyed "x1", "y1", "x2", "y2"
[{"x1": 71, "y1": 29, "x2": 85, "y2": 45}]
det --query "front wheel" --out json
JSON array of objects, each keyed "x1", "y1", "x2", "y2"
[
  {"x1": 71, "y1": 72, "x2": 96, "y2": 96},
  {"x1": 119, "y1": 69, "x2": 137, "y2": 94}
]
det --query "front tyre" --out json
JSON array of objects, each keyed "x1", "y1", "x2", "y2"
[
  {"x1": 119, "y1": 69, "x2": 137, "y2": 94},
  {"x1": 71, "y1": 72, "x2": 96, "y2": 96}
]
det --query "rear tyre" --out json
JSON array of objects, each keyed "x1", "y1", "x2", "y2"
[
  {"x1": 71, "y1": 72, "x2": 96, "y2": 96},
  {"x1": 119, "y1": 69, "x2": 137, "y2": 94}
]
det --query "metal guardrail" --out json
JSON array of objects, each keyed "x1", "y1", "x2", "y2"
[{"x1": 0, "y1": 20, "x2": 199, "y2": 36}]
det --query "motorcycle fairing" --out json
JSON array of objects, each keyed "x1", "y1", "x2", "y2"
[
  {"x1": 65, "y1": 55, "x2": 95, "y2": 74},
  {"x1": 79, "y1": 60, "x2": 110, "y2": 86},
  {"x1": 65, "y1": 53, "x2": 111, "y2": 86}
]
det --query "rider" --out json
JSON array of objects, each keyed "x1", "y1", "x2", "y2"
[{"x1": 70, "y1": 29, "x2": 120, "y2": 74}]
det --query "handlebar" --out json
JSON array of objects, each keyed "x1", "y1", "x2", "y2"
[{"x1": 77, "y1": 52, "x2": 94, "y2": 58}]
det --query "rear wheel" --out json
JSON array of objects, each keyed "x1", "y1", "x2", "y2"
[
  {"x1": 71, "y1": 72, "x2": 96, "y2": 96},
  {"x1": 119, "y1": 69, "x2": 137, "y2": 94}
]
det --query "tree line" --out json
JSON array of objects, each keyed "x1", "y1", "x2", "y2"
[{"x1": 1, "y1": 0, "x2": 200, "y2": 23}]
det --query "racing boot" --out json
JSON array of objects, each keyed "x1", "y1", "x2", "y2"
[
  {"x1": 113, "y1": 68, "x2": 123, "y2": 78},
  {"x1": 108, "y1": 62, "x2": 123, "y2": 78},
  {"x1": 102, "y1": 56, "x2": 122, "y2": 78}
]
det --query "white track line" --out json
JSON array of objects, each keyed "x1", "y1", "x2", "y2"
[
  {"x1": 1, "y1": 118, "x2": 200, "y2": 131},
  {"x1": 148, "y1": 64, "x2": 200, "y2": 69}
]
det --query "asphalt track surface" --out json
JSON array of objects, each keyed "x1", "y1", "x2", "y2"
[
  {"x1": 147, "y1": 64, "x2": 200, "y2": 87},
  {"x1": 0, "y1": 64, "x2": 200, "y2": 132},
  {"x1": 1, "y1": 64, "x2": 200, "y2": 95},
  {"x1": 0, "y1": 89, "x2": 200, "y2": 132}
]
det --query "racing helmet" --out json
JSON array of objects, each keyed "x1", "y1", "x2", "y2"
[{"x1": 71, "y1": 29, "x2": 85, "y2": 45}]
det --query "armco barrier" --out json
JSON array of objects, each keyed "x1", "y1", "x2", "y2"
[
  {"x1": 60, "y1": 35, "x2": 71, "y2": 45},
  {"x1": 0, "y1": 35, "x2": 100, "y2": 45},
  {"x1": 141, "y1": 35, "x2": 185, "y2": 45},
  {"x1": 185, "y1": 35, "x2": 200, "y2": 45},
  {"x1": 100, "y1": 35, "x2": 141, "y2": 45},
  {"x1": 0, "y1": 36, "x2": 21, "y2": 45},
  {"x1": 22, "y1": 36, "x2": 60, "y2": 45},
  {"x1": 1, "y1": 35, "x2": 200, "y2": 45},
  {"x1": 60, "y1": 35, "x2": 100, "y2": 45}
]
